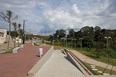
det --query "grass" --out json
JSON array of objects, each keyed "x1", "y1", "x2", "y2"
[
  {"x1": 74, "y1": 47, "x2": 116, "y2": 66},
  {"x1": 84, "y1": 62, "x2": 116, "y2": 75},
  {"x1": 33, "y1": 40, "x2": 116, "y2": 67},
  {"x1": 33, "y1": 40, "x2": 42, "y2": 46},
  {"x1": 0, "y1": 48, "x2": 13, "y2": 54},
  {"x1": 33, "y1": 40, "x2": 51, "y2": 46}
]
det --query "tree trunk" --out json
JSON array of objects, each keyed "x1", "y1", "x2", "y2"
[
  {"x1": 7, "y1": 20, "x2": 11, "y2": 51},
  {"x1": 14, "y1": 37, "x2": 16, "y2": 48}
]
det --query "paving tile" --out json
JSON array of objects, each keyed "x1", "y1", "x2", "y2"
[{"x1": 0, "y1": 42, "x2": 51, "y2": 77}]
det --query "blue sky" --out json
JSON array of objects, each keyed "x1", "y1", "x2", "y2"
[{"x1": 0, "y1": 0, "x2": 116, "y2": 35}]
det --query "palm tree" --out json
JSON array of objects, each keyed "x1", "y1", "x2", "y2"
[
  {"x1": 18, "y1": 23, "x2": 21, "y2": 46},
  {"x1": 0, "y1": 10, "x2": 18, "y2": 51},
  {"x1": 12, "y1": 22, "x2": 17, "y2": 48}
]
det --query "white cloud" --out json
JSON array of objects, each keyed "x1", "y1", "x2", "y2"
[
  {"x1": 0, "y1": 0, "x2": 116, "y2": 34},
  {"x1": 72, "y1": 4, "x2": 80, "y2": 14}
]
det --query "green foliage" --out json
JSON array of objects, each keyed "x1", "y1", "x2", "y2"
[
  {"x1": 83, "y1": 37, "x2": 93, "y2": 51},
  {"x1": 38, "y1": 35, "x2": 50, "y2": 40},
  {"x1": 55, "y1": 29, "x2": 66, "y2": 38},
  {"x1": 10, "y1": 31, "x2": 18, "y2": 38},
  {"x1": 68, "y1": 29, "x2": 75, "y2": 38},
  {"x1": 48, "y1": 26, "x2": 116, "y2": 60}
]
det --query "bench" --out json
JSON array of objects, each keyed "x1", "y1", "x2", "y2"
[{"x1": 13, "y1": 47, "x2": 20, "y2": 53}]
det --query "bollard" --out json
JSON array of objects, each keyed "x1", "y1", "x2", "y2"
[{"x1": 39, "y1": 48, "x2": 43, "y2": 57}]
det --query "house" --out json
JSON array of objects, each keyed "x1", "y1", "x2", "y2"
[{"x1": 0, "y1": 28, "x2": 7, "y2": 44}]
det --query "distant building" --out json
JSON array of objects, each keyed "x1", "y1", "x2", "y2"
[
  {"x1": 0, "y1": 28, "x2": 7, "y2": 44},
  {"x1": 25, "y1": 32, "x2": 33, "y2": 35}
]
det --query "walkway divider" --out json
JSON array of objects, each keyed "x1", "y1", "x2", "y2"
[
  {"x1": 64, "y1": 49, "x2": 116, "y2": 77},
  {"x1": 28, "y1": 46, "x2": 54, "y2": 77},
  {"x1": 64, "y1": 49, "x2": 96, "y2": 76}
]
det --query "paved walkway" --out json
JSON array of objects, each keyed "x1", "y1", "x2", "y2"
[
  {"x1": 0, "y1": 43, "x2": 51, "y2": 77},
  {"x1": 35, "y1": 50, "x2": 85, "y2": 77},
  {"x1": 71, "y1": 50, "x2": 116, "y2": 71}
]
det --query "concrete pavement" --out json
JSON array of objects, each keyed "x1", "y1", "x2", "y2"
[{"x1": 35, "y1": 50, "x2": 85, "y2": 77}]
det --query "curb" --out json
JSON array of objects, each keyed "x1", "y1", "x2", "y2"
[{"x1": 28, "y1": 46, "x2": 54, "y2": 77}]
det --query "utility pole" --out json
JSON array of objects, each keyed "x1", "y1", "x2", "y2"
[
  {"x1": 66, "y1": 35, "x2": 67, "y2": 49},
  {"x1": 23, "y1": 20, "x2": 28, "y2": 44},
  {"x1": 53, "y1": 33, "x2": 54, "y2": 46}
]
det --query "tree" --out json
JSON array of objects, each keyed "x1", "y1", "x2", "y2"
[
  {"x1": 18, "y1": 23, "x2": 21, "y2": 36},
  {"x1": 48, "y1": 35, "x2": 53, "y2": 44},
  {"x1": 12, "y1": 22, "x2": 17, "y2": 47},
  {"x1": 69, "y1": 29, "x2": 75, "y2": 38},
  {"x1": 94, "y1": 26, "x2": 101, "y2": 32},
  {"x1": 80, "y1": 26, "x2": 95, "y2": 40},
  {"x1": 83, "y1": 37, "x2": 93, "y2": 51},
  {"x1": 95, "y1": 42, "x2": 105, "y2": 58},
  {"x1": 0, "y1": 10, "x2": 18, "y2": 51},
  {"x1": 55, "y1": 29, "x2": 66, "y2": 38},
  {"x1": 18, "y1": 23, "x2": 21, "y2": 45}
]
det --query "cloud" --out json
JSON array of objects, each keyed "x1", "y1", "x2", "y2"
[
  {"x1": 0, "y1": 0, "x2": 116, "y2": 35},
  {"x1": 72, "y1": 4, "x2": 80, "y2": 14}
]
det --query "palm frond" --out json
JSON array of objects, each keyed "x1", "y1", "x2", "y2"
[
  {"x1": 18, "y1": 23, "x2": 21, "y2": 29},
  {"x1": 7, "y1": 10, "x2": 13, "y2": 18},
  {"x1": 2, "y1": 17, "x2": 7, "y2": 21},
  {"x1": 12, "y1": 15, "x2": 18, "y2": 20},
  {"x1": 1, "y1": 12, "x2": 8, "y2": 18},
  {"x1": 12, "y1": 22, "x2": 17, "y2": 31}
]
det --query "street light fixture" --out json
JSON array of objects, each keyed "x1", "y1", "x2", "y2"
[
  {"x1": 104, "y1": 37, "x2": 111, "y2": 47},
  {"x1": 23, "y1": 20, "x2": 28, "y2": 44},
  {"x1": 65, "y1": 35, "x2": 67, "y2": 49}
]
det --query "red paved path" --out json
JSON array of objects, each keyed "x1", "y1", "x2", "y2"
[{"x1": 0, "y1": 43, "x2": 51, "y2": 77}]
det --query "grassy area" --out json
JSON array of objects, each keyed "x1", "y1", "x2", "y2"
[
  {"x1": 33, "y1": 40, "x2": 42, "y2": 46},
  {"x1": 33, "y1": 40, "x2": 116, "y2": 67},
  {"x1": 84, "y1": 62, "x2": 116, "y2": 75},
  {"x1": 74, "y1": 47, "x2": 116, "y2": 66},
  {"x1": 0, "y1": 48, "x2": 13, "y2": 54},
  {"x1": 33, "y1": 40, "x2": 51, "y2": 46}
]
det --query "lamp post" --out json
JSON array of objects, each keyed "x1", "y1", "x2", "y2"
[
  {"x1": 104, "y1": 36, "x2": 111, "y2": 63},
  {"x1": 104, "y1": 37, "x2": 111, "y2": 48},
  {"x1": 79, "y1": 38, "x2": 83, "y2": 51},
  {"x1": 66, "y1": 35, "x2": 67, "y2": 49},
  {"x1": 23, "y1": 20, "x2": 28, "y2": 44}
]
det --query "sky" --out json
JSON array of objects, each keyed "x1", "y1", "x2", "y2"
[{"x1": 0, "y1": 0, "x2": 116, "y2": 35}]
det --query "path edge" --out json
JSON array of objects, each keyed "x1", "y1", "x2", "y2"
[{"x1": 27, "y1": 46, "x2": 54, "y2": 77}]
